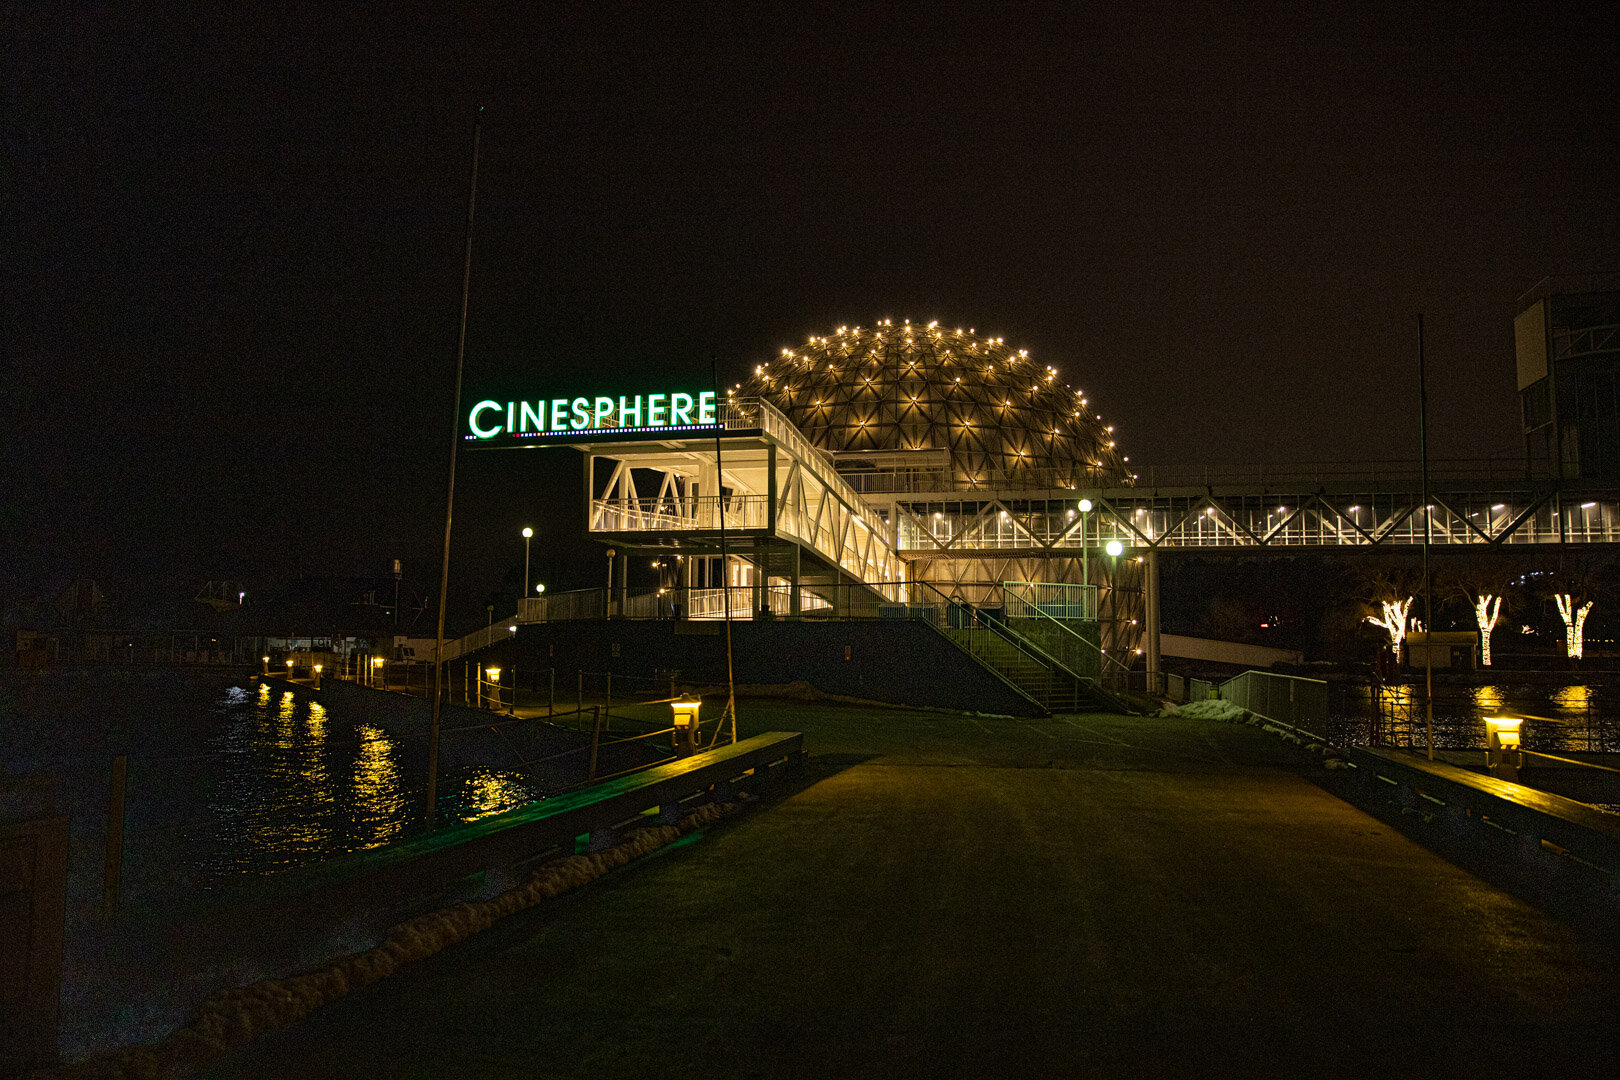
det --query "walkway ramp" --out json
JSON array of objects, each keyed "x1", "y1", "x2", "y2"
[{"x1": 208, "y1": 707, "x2": 1620, "y2": 1080}]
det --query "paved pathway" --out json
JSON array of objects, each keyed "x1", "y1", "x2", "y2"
[{"x1": 205, "y1": 706, "x2": 1619, "y2": 1079}]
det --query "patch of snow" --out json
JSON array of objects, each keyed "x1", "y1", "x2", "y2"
[{"x1": 1162, "y1": 699, "x2": 1249, "y2": 722}]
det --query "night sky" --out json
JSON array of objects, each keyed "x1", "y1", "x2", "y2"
[{"x1": 6, "y1": 3, "x2": 1618, "y2": 619}]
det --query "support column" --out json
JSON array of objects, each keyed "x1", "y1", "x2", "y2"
[
  {"x1": 790, "y1": 544, "x2": 802, "y2": 615},
  {"x1": 1145, "y1": 548, "x2": 1162, "y2": 695}
]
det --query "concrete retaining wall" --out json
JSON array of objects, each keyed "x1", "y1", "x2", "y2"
[{"x1": 465, "y1": 620, "x2": 1043, "y2": 716}]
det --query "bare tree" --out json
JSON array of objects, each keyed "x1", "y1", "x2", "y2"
[
  {"x1": 1543, "y1": 551, "x2": 1613, "y2": 662},
  {"x1": 1359, "y1": 565, "x2": 1422, "y2": 658},
  {"x1": 1440, "y1": 555, "x2": 1520, "y2": 666}
]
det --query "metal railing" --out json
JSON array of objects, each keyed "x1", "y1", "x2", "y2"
[
  {"x1": 906, "y1": 580, "x2": 1096, "y2": 710},
  {"x1": 1000, "y1": 584, "x2": 1132, "y2": 693},
  {"x1": 586, "y1": 398, "x2": 906, "y2": 585},
  {"x1": 1218, "y1": 670, "x2": 1329, "y2": 737},
  {"x1": 1002, "y1": 580, "x2": 1097, "y2": 621},
  {"x1": 590, "y1": 495, "x2": 771, "y2": 533}
]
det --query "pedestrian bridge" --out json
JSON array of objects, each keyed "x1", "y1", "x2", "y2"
[
  {"x1": 853, "y1": 461, "x2": 1620, "y2": 555},
  {"x1": 574, "y1": 398, "x2": 905, "y2": 611}
]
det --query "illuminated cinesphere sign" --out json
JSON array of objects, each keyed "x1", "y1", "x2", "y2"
[{"x1": 465, "y1": 390, "x2": 720, "y2": 443}]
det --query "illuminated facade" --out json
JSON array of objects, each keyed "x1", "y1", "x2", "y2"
[{"x1": 732, "y1": 320, "x2": 1144, "y2": 656}]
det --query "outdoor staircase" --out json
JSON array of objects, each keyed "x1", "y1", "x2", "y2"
[{"x1": 937, "y1": 626, "x2": 1118, "y2": 715}]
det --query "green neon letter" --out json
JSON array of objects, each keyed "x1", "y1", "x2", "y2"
[
  {"x1": 619, "y1": 395, "x2": 642, "y2": 426},
  {"x1": 469, "y1": 400, "x2": 503, "y2": 439},
  {"x1": 520, "y1": 401, "x2": 544, "y2": 432},
  {"x1": 570, "y1": 397, "x2": 590, "y2": 429},
  {"x1": 671, "y1": 393, "x2": 694, "y2": 425},
  {"x1": 550, "y1": 399, "x2": 568, "y2": 430},
  {"x1": 698, "y1": 391, "x2": 716, "y2": 424},
  {"x1": 648, "y1": 394, "x2": 666, "y2": 426},
  {"x1": 594, "y1": 397, "x2": 614, "y2": 427}
]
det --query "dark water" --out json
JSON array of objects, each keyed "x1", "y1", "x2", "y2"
[
  {"x1": 177, "y1": 682, "x2": 543, "y2": 879},
  {"x1": 3, "y1": 670, "x2": 662, "y2": 1057},
  {"x1": 3, "y1": 673, "x2": 548, "y2": 900},
  {"x1": 1325, "y1": 680, "x2": 1618, "y2": 753}
]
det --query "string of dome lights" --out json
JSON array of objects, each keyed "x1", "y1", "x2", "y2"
[{"x1": 730, "y1": 319, "x2": 1136, "y2": 489}]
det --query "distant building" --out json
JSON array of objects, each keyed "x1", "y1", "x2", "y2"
[{"x1": 1516, "y1": 273, "x2": 1620, "y2": 481}]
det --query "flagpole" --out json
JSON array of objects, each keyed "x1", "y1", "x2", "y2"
[
  {"x1": 428, "y1": 111, "x2": 482, "y2": 822},
  {"x1": 1419, "y1": 314, "x2": 1435, "y2": 761}
]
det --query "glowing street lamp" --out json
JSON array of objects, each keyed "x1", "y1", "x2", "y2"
[
  {"x1": 1078, "y1": 498, "x2": 1093, "y2": 615},
  {"x1": 522, "y1": 527, "x2": 533, "y2": 602}
]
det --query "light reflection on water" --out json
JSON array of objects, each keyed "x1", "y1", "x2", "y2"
[
  {"x1": 189, "y1": 683, "x2": 546, "y2": 881},
  {"x1": 1328, "y1": 681, "x2": 1619, "y2": 752}
]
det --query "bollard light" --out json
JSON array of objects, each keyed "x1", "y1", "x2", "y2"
[
  {"x1": 1485, "y1": 715, "x2": 1523, "y2": 783},
  {"x1": 1485, "y1": 716, "x2": 1522, "y2": 749},
  {"x1": 670, "y1": 699, "x2": 702, "y2": 757}
]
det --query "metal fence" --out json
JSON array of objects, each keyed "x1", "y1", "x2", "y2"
[
  {"x1": 1003, "y1": 580, "x2": 1098, "y2": 621},
  {"x1": 1218, "y1": 670, "x2": 1329, "y2": 736},
  {"x1": 1165, "y1": 674, "x2": 1217, "y2": 703}
]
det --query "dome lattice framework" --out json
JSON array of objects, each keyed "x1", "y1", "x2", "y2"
[{"x1": 733, "y1": 320, "x2": 1133, "y2": 491}]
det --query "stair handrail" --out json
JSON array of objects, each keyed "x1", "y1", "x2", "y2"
[
  {"x1": 907, "y1": 580, "x2": 1089, "y2": 687},
  {"x1": 1000, "y1": 581, "x2": 1135, "y2": 689}
]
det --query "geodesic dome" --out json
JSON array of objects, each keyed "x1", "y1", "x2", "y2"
[{"x1": 734, "y1": 319, "x2": 1133, "y2": 490}]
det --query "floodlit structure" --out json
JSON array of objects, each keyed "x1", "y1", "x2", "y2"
[
  {"x1": 545, "y1": 322, "x2": 1144, "y2": 659},
  {"x1": 448, "y1": 309, "x2": 1620, "y2": 698},
  {"x1": 731, "y1": 320, "x2": 1144, "y2": 654}
]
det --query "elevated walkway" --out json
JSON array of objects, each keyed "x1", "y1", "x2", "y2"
[{"x1": 577, "y1": 397, "x2": 905, "y2": 610}]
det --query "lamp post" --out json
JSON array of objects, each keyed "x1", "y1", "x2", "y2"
[
  {"x1": 1078, "y1": 498, "x2": 1093, "y2": 618},
  {"x1": 522, "y1": 527, "x2": 533, "y2": 604},
  {"x1": 1104, "y1": 539, "x2": 1124, "y2": 648}
]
